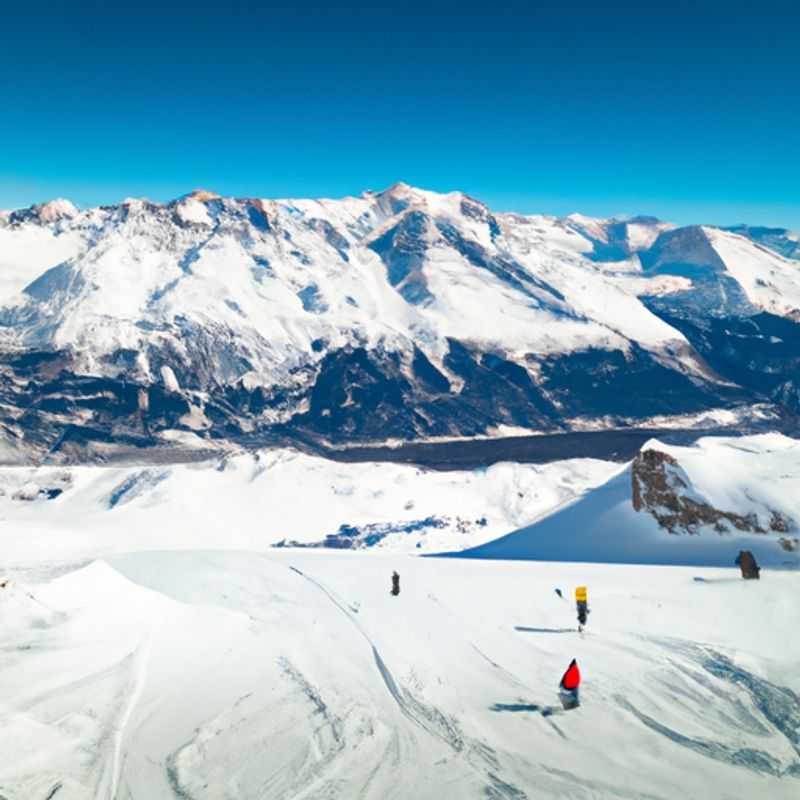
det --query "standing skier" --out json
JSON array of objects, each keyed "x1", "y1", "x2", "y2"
[
  {"x1": 391, "y1": 571, "x2": 400, "y2": 596},
  {"x1": 559, "y1": 658, "x2": 581, "y2": 710},
  {"x1": 575, "y1": 585, "x2": 589, "y2": 631},
  {"x1": 735, "y1": 550, "x2": 760, "y2": 580}
]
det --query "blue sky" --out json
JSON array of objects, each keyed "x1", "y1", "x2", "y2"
[{"x1": 1, "y1": 0, "x2": 798, "y2": 226}]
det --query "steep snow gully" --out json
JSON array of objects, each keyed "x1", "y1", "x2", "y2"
[{"x1": 1, "y1": 550, "x2": 798, "y2": 799}]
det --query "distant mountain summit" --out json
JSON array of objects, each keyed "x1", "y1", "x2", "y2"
[{"x1": 0, "y1": 185, "x2": 798, "y2": 461}]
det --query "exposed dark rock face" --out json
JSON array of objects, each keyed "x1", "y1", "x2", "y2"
[
  {"x1": 778, "y1": 537, "x2": 799, "y2": 552},
  {"x1": 1, "y1": 333, "x2": 794, "y2": 464},
  {"x1": 642, "y1": 310, "x2": 800, "y2": 416},
  {"x1": 286, "y1": 341, "x2": 559, "y2": 442},
  {"x1": 631, "y1": 448, "x2": 797, "y2": 535},
  {"x1": 367, "y1": 211, "x2": 433, "y2": 305},
  {"x1": 538, "y1": 345, "x2": 747, "y2": 419}
]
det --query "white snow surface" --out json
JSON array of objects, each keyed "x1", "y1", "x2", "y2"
[
  {"x1": 0, "y1": 450, "x2": 618, "y2": 561},
  {"x1": 1, "y1": 435, "x2": 799, "y2": 797},
  {"x1": 706, "y1": 227, "x2": 800, "y2": 318},
  {"x1": 1, "y1": 551, "x2": 798, "y2": 799},
  {"x1": 0, "y1": 224, "x2": 84, "y2": 302}
]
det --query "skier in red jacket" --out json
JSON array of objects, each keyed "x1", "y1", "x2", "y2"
[{"x1": 559, "y1": 658, "x2": 581, "y2": 710}]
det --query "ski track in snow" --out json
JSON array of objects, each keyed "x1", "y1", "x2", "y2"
[
  {"x1": 615, "y1": 636, "x2": 800, "y2": 779},
  {"x1": 4, "y1": 552, "x2": 800, "y2": 799},
  {"x1": 540, "y1": 767, "x2": 667, "y2": 800},
  {"x1": 287, "y1": 563, "x2": 530, "y2": 799},
  {"x1": 275, "y1": 657, "x2": 347, "y2": 799},
  {"x1": 106, "y1": 635, "x2": 153, "y2": 800},
  {"x1": 289, "y1": 564, "x2": 465, "y2": 748}
]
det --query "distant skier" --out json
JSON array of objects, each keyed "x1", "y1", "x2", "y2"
[
  {"x1": 735, "y1": 550, "x2": 760, "y2": 580},
  {"x1": 554, "y1": 588, "x2": 563, "y2": 599},
  {"x1": 391, "y1": 571, "x2": 400, "y2": 596},
  {"x1": 575, "y1": 585, "x2": 589, "y2": 631},
  {"x1": 559, "y1": 658, "x2": 581, "y2": 710}
]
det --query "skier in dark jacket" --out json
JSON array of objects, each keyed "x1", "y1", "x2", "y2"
[
  {"x1": 391, "y1": 571, "x2": 400, "y2": 596},
  {"x1": 735, "y1": 550, "x2": 760, "y2": 580}
]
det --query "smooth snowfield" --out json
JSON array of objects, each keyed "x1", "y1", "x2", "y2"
[
  {"x1": 0, "y1": 450, "x2": 618, "y2": 560},
  {"x1": 1, "y1": 551, "x2": 798, "y2": 799}
]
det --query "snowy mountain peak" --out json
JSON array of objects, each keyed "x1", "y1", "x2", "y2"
[
  {"x1": 181, "y1": 188, "x2": 221, "y2": 202},
  {"x1": 33, "y1": 198, "x2": 79, "y2": 222},
  {"x1": 366, "y1": 182, "x2": 467, "y2": 216},
  {"x1": 2, "y1": 198, "x2": 80, "y2": 226},
  {"x1": 366, "y1": 181, "x2": 420, "y2": 200}
]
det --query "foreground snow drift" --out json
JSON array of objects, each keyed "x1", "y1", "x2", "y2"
[{"x1": 1, "y1": 551, "x2": 798, "y2": 799}]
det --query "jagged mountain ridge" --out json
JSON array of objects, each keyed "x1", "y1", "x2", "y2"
[{"x1": 0, "y1": 184, "x2": 799, "y2": 459}]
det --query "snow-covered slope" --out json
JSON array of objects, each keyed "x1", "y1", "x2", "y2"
[
  {"x1": 2, "y1": 432, "x2": 798, "y2": 796},
  {"x1": 0, "y1": 449, "x2": 618, "y2": 561},
  {"x1": 706, "y1": 228, "x2": 800, "y2": 319},
  {"x1": 1, "y1": 551, "x2": 798, "y2": 799},
  {"x1": 0, "y1": 219, "x2": 84, "y2": 302},
  {"x1": 461, "y1": 434, "x2": 800, "y2": 567},
  {"x1": 0, "y1": 185, "x2": 798, "y2": 456},
  {"x1": 3, "y1": 434, "x2": 796, "y2": 567}
]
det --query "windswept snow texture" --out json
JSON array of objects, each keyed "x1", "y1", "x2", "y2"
[
  {"x1": 0, "y1": 449, "x2": 618, "y2": 560},
  {"x1": 461, "y1": 434, "x2": 800, "y2": 567},
  {"x1": 1, "y1": 184, "x2": 799, "y2": 457},
  {"x1": 0, "y1": 552, "x2": 798, "y2": 799}
]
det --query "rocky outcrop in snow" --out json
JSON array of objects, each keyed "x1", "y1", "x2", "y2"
[
  {"x1": 461, "y1": 434, "x2": 800, "y2": 566},
  {"x1": 631, "y1": 438, "x2": 798, "y2": 548},
  {"x1": 633, "y1": 449, "x2": 775, "y2": 535}
]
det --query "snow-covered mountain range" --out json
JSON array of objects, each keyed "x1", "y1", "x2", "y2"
[{"x1": 1, "y1": 184, "x2": 799, "y2": 460}]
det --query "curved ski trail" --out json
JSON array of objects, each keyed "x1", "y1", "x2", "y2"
[
  {"x1": 287, "y1": 564, "x2": 529, "y2": 799},
  {"x1": 106, "y1": 634, "x2": 153, "y2": 800}
]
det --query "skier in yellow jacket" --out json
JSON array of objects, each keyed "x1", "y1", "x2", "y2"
[{"x1": 575, "y1": 586, "x2": 589, "y2": 632}]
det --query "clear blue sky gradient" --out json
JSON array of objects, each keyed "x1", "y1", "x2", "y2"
[{"x1": 2, "y1": 0, "x2": 798, "y2": 227}]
